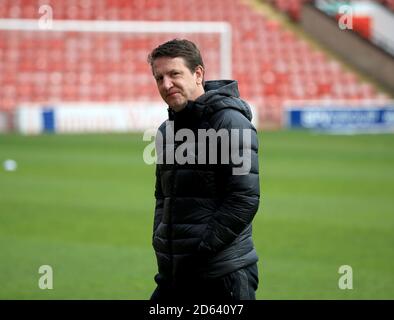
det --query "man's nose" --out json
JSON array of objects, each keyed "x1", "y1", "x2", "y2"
[{"x1": 162, "y1": 76, "x2": 173, "y2": 90}]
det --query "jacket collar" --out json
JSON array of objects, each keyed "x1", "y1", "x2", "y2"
[{"x1": 166, "y1": 79, "x2": 251, "y2": 122}]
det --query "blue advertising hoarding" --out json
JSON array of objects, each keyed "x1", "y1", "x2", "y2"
[{"x1": 285, "y1": 105, "x2": 394, "y2": 133}]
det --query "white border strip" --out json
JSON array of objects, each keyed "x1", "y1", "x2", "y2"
[{"x1": 0, "y1": 19, "x2": 232, "y2": 78}]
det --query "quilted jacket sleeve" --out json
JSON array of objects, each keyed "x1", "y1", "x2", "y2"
[
  {"x1": 197, "y1": 109, "x2": 260, "y2": 254},
  {"x1": 153, "y1": 165, "x2": 164, "y2": 234}
]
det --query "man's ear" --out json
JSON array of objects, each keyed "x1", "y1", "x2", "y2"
[{"x1": 195, "y1": 65, "x2": 205, "y2": 85}]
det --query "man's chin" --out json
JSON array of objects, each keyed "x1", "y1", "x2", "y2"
[{"x1": 169, "y1": 103, "x2": 187, "y2": 113}]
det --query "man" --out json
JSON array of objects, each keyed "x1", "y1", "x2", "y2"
[{"x1": 147, "y1": 39, "x2": 260, "y2": 301}]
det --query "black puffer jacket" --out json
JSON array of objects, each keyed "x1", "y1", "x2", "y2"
[{"x1": 153, "y1": 80, "x2": 260, "y2": 283}]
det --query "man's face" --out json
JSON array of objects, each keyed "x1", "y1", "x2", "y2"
[{"x1": 152, "y1": 57, "x2": 204, "y2": 112}]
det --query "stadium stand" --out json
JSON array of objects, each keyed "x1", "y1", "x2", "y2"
[
  {"x1": 265, "y1": 0, "x2": 311, "y2": 21},
  {"x1": 368, "y1": 0, "x2": 394, "y2": 11},
  {"x1": 266, "y1": 0, "x2": 394, "y2": 20},
  {"x1": 0, "y1": 0, "x2": 390, "y2": 128},
  {"x1": 266, "y1": 0, "x2": 394, "y2": 50}
]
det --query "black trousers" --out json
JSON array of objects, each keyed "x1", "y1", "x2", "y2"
[{"x1": 150, "y1": 263, "x2": 258, "y2": 302}]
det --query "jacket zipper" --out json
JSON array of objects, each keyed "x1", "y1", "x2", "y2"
[{"x1": 168, "y1": 140, "x2": 179, "y2": 284}]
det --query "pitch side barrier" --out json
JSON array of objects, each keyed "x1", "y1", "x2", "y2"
[
  {"x1": 284, "y1": 100, "x2": 394, "y2": 134},
  {"x1": 14, "y1": 103, "x2": 258, "y2": 134}
]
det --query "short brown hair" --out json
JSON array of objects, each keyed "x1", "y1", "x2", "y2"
[{"x1": 147, "y1": 39, "x2": 205, "y2": 74}]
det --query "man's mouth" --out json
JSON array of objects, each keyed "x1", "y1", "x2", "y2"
[{"x1": 167, "y1": 92, "x2": 180, "y2": 97}]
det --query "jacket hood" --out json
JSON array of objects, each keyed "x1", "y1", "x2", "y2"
[{"x1": 168, "y1": 80, "x2": 253, "y2": 122}]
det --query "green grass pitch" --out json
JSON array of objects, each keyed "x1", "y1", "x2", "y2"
[{"x1": 0, "y1": 130, "x2": 393, "y2": 299}]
